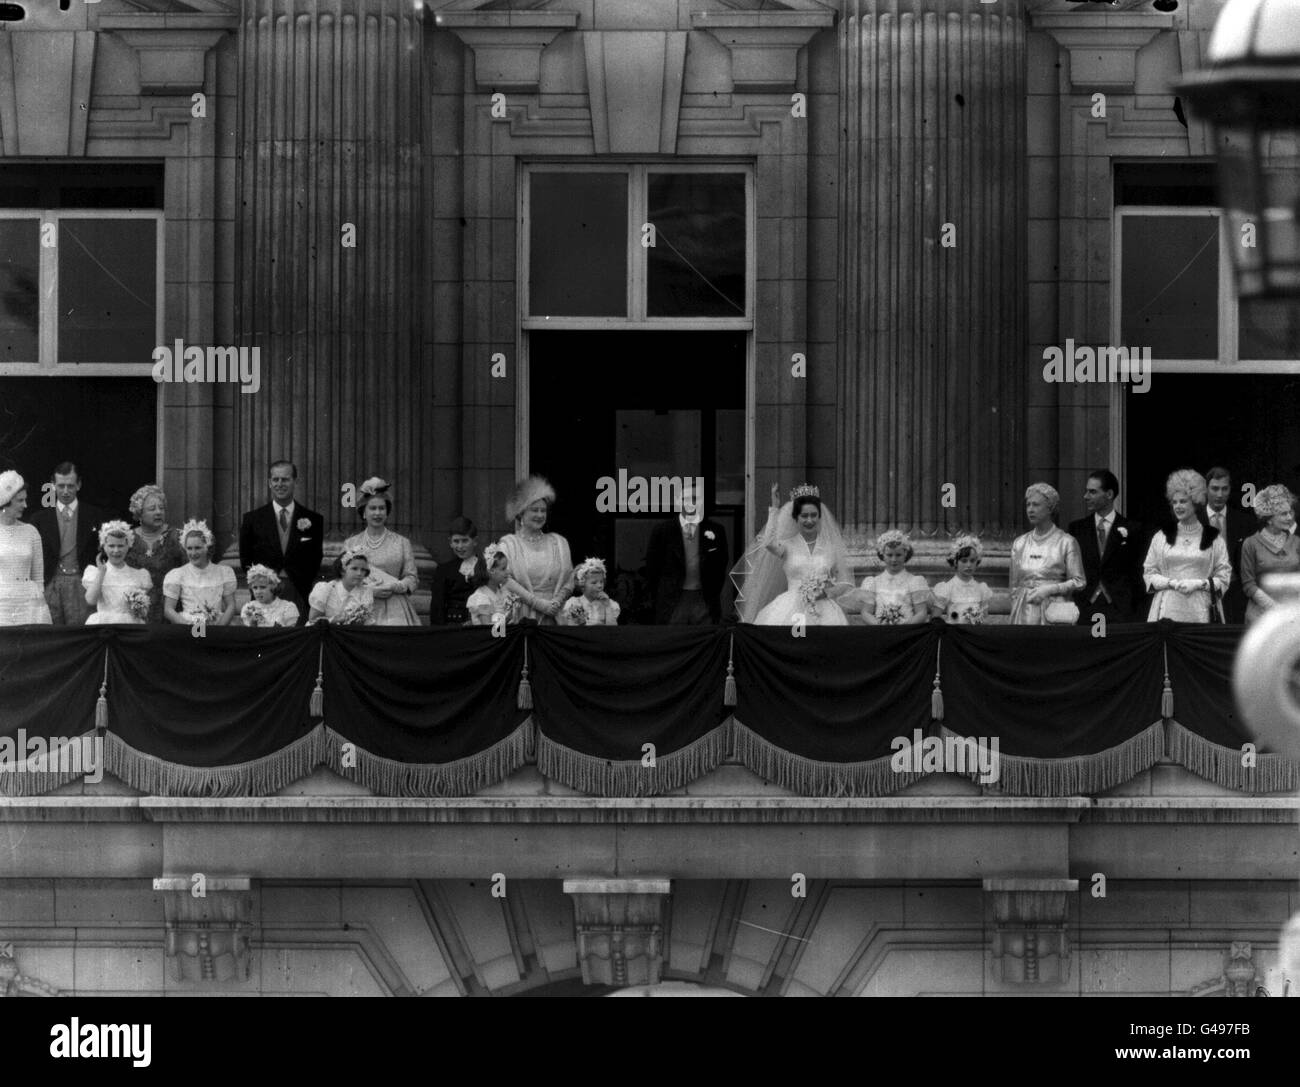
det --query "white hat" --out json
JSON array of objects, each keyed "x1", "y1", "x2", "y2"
[{"x1": 0, "y1": 470, "x2": 25, "y2": 509}]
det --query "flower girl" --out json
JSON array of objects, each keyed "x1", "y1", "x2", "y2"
[
  {"x1": 466, "y1": 544, "x2": 518, "y2": 626},
  {"x1": 83, "y1": 521, "x2": 153, "y2": 624},
  {"x1": 559, "y1": 557, "x2": 620, "y2": 625},
  {"x1": 163, "y1": 520, "x2": 237, "y2": 625},
  {"x1": 307, "y1": 549, "x2": 376, "y2": 625},
  {"x1": 240, "y1": 564, "x2": 301, "y2": 628},
  {"x1": 931, "y1": 534, "x2": 994, "y2": 624},
  {"x1": 856, "y1": 530, "x2": 932, "y2": 625}
]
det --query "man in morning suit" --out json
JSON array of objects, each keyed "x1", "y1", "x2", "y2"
[
  {"x1": 644, "y1": 491, "x2": 729, "y2": 624},
  {"x1": 1205, "y1": 466, "x2": 1252, "y2": 623},
  {"x1": 28, "y1": 462, "x2": 112, "y2": 625},
  {"x1": 238, "y1": 460, "x2": 324, "y2": 624},
  {"x1": 1068, "y1": 469, "x2": 1148, "y2": 624}
]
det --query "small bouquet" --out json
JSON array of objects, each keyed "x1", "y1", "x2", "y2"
[
  {"x1": 799, "y1": 563, "x2": 832, "y2": 615},
  {"x1": 121, "y1": 587, "x2": 151, "y2": 621},
  {"x1": 878, "y1": 603, "x2": 907, "y2": 625},
  {"x1": 335, "y1": 599, "x2": 372, "y2": 626},
  {"x1": 241, "y1": 601, "x2": 268, "y2": 628},
  {"x1": 563, "y1": 598, "x2": 588, "y2": 626},
  {"x1": 187, "y1": 601, "x2": 222, "y2": 624},
  {"x1": 495, "y1": 591, "x2": 519, "y2": 624},
  {"x1": 955, "y1": 604, "x2": 985, "y2": 625}
]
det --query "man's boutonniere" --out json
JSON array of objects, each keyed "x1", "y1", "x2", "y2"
[
  {"x1": 704, "y1": 529, "x2": 716, "y2": 541},
  {"x1": 296, "y1": 517, "x2": 312, "y2": 532},
  {"x1": 1116, "y1": 525, "x2": 1128, "y2": 538}
]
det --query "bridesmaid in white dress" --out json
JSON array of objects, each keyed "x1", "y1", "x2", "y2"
[
  {"x1": 736, "y1": 483, "x2": 853, "y2": 625},
  {"x1": 83, "y1": 521, "x2": 153, "y2": 624},
  {"x1": 163, "y1": 520, "x2": 237, "y2": 625},
  {"x1": 1143, "y1": 468, "x2": 1232, "y2": 623},
  {"x1": 498, "y1": 475, "x2": 574, "y2": 625},
  {"x1": 855, "y1": 530, "x2": 932, "y2": 624},
  {"x1": 932, "y1": 534, "x2": 994, "y2": 623},
  {"x1": 308, "y1": 550, "x2": 377, "y2": 624},
  {"x1": 343, "y1": 477, "x2": 419, "y2": 626},
  {"x1": 1009, "y1": 483, "x2": 1085, "y2": 625},
  {"x1": 0, "y1": 471, "x2": 52, "y2": 625}
]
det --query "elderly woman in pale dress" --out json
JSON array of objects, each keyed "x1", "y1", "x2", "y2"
[
  {"x1": 1144, "y1": 469, "x2": 1232, "y2": 623},
  {"x1": 1239, "y1": 484, "x2": 1300, "y2": 623},
  {"x1": 1009, "y1": 483, "x2": 1085, "y2": 625},
  {"x1": 0, "y1": 471, "x2": 52, "y2": 625},
  {"x1": 343, "y1": 477, "x2": 419, "y2": 626},
  {"x1": 498, "y1": 476, "x2": 573, "y2": 624}
]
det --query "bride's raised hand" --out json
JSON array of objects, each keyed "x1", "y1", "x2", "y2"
[{"x1": 771, "y1": 482, "x2": 780, "y2": 509}]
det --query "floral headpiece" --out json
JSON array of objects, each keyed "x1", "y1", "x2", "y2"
[
  {"x1": 1253, "y1": 483, "x2": 1295, "y2": 521},
  {"x1": 506, "y1": 475, "x2": 557, "y2": 523},
  {"x1": 876, "y1": 529, "x2": 912, "y2": 553},
  {"x1": 790, "y1": 483, "x2": 820, "y2": 503},
  {"x1": 574, "y1": 557, "x2": 607, "y2": 584},
  {"x1": 1024, "y1": 482, "x2": 1060, "y2": 512},
  {"x1": 339, "y1": 547, "x2": 369, "y2": 567},
  {"x1": 245, "y1": 563, "x2": 280, "y2": 587},
  {"x1": 1164, "y1": 469, "x2": 1206, "y2": 506},
  {"x1": 483, "y1": 542, "x2": 507, "y2": 568},
  {"x1": 128, "y1": 483, "x2": 166, "y2": 520},
  {"x1": 0, "y1": 470, "x2": 25, "y2": 509},
  {"x1": 179, "y1": 518, "x2": 214, "y2": 549},
  {"x1": 948, "y1": 533, "x2": 983, "y2": 563},
  {"x1": 98, "y1": 519, "x2": 135, "y2": 548},
  {"x1": 359, "y1": 476, "x2": 391, "y2": 498}
]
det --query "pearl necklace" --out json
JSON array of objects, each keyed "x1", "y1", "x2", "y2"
[
  {"x1": 519, "y1": 528, "x2": 546, "y2": 546},
  {"x1": 360, "y1": 528, "x2": 389, "y2": 550}
]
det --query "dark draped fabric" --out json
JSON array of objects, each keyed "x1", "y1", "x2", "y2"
[
  {"x1": 0, "y1": 625, "x2": 104, "y2": 740},
  {"x1": 1162, "y1": 623, "x2": 1248, "y2": 748}
]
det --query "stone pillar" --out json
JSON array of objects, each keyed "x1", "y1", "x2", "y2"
[
  {"x1": 563, "y1": 879, "x2": 671, "y2": 988},
  {"x1": 984, "y1": 877, "x2": 1076, "y2": 985},
  {"x1": 234, "y1": 0, "x2": 427, "y2": 538},
  {"x1": 837, "y1": 0, "x2": 1026, "y2": 545}
]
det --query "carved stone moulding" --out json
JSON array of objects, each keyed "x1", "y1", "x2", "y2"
[
  {"x1": 152, "y1": 876, "x2": 255, "y2": 984},
  {"x1": 564, "y1": 878, "x2": 671, "y2": 989},
  {"x1": 984, "y1": 877, "x2": 1078, "y2": 985}
]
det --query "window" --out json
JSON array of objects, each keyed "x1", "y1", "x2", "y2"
[
  {"x1": 0, "y1": 164, "x2": 164, "y2": 374},
  {"x1": 523, "y1": 163, "x2": 752, "y2": 329}
]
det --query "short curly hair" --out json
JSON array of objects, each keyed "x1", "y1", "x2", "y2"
[
  {"x1": 1024, "y1": 482, "x2": 1060, "y2": 512},
  {"x1": 1165, "y1": 468, "x2": 1208, "y2": 506},
  {"x1": 128, "y1": 483, "x2": 167, "y2": 520}
]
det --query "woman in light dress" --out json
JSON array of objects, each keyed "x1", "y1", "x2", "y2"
[
  {"x1": 855, "y1": 530, "x2": 932, "y2": 624},
  {"x1": 1009, "y1": 482, "x2": 1085, "y2": 625},
  {"x1": 498, "y1": 475, "x2": 574, "y2": 625},
  {"x1": 342, "y1": 477, "x2": 419, "y2": 626},
  {"x1": 734, "y1": 483, "x2": 853, "y2": 625},
  {"x1": 0, "y1": 471, "x2": 52, "y2": 625},
  {"x1": 162, "y1": 520, "x2": 237, "y2": 625},
  {"x1": 83, "y1": 521, "x2": 153, "y2": 624},
  {"x1": 1143, "y1": 468, "x2": 1232, "y2": 623},
  {"x1": 1238, "y1": 484, "x2": 1300, "y2": 624},
  {"x1": 124, "y1": 484, "x2": 185, "y2": 623}
]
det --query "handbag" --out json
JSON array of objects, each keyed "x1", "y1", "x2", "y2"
[{"x1": 1044, "y1": 599, "x2": 1080, "y2": 625}]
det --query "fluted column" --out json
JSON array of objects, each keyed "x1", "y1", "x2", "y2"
[
  {"x1": 235, "y1": 0, "x2": 426, "y2": 537},
  {"x1": 837, "y1": 0, "x2": 1025, "y2": 545}
]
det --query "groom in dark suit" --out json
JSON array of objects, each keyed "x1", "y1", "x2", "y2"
[
  {"x1": 238, "y1": 460, "x2": 324, "y2": 623},
  {"x1": 1068, "y1": 469, "x2": 1147, "y2": 624},
  {"x1": 644, "y1": 491, "x2": 729, "y2": 624}
]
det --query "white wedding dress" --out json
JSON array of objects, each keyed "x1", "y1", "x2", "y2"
[{"x1": 754, "y1": 536, "x2": 849, "y2": 625}]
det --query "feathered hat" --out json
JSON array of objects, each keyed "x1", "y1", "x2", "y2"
[{"x1": 506, "y1": 475, "x2": 556, "y2": 523}]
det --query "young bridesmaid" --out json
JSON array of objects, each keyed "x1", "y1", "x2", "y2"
[
  {"x1": 931, "y1": 534, "x2": 993, "y2": 624},
  {"x1": 83, "y1": 521, "x2": 153, "y2": 624},
  {"x1": 466, "y1": 544, "x2": 518, "y2": 626},
  {"x1": 240, "y1": 564, "x2": 301, "y2": 628},
  {"x1": 559, "y1": 557, "x2": 620, "y2": 626},
  {"x1": 856, "y1": 530, "x2": 932, "y2": 625},
  {"x1": 307, "y1": 550, "x2": 376, "y2": 625}
]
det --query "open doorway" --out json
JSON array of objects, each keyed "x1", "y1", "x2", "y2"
[{"x1": 528, "y1": 331, "x2": 746, "y2": 623}]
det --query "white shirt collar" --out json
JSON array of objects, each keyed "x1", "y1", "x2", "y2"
[
  {"x1": 58, "y1": 499, "x2": 78, "y2": 514},
  {"x1": 1095, "y1": 510, "x2": 1113, "y2": 527},
  {"x1": 680, "y1": 515, "x2": 698, "y2": 533},
  {"x1": 274, "y1": 500, "x2": 295, "y2": 517}
]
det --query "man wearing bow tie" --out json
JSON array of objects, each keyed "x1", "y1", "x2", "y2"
[
  {"x1": 644, "y1": 491, "x2": 729, "y2": 624},
  {"x1": 1067, "y1": 469, "x2": 1148, "y2": 624},
  {"x1": 28, "y1": 462, "x2": 112, "y2": 625},
  {"x1": 1205, "y1": 466, "x2": 1252, "y2": 623},
  {"x1": 238, "y1": 460, "x2": 324, "y2": 624}
]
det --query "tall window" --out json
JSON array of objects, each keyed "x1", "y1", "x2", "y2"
[
  {"x1": 523, "y1": 163, "x2": 752, "y2": 328},
  {"x1": 0, "y1": 164, "x2": 164, "y2": 373}
]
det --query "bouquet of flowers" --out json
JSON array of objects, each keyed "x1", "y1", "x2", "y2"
[
  {"x1": 562, "y1": 598, "x2": 588, "y2": 626},
  {"x1": 878, "y1": 603, "x2": 907, "y2": 625},
  {"x1": 335, "y1": 599, "x2": 372, "y2": 626},
  {"x1": 121, "y1": 587, "x2": 151, "y2": 622},
  {"x1": 187, "y1": 601, "x2": 222, "y2": 624},
  {"x1": 241, "y1": 601, "x2": 268, "y2": 628},
  {"x1": 956, "y1": 604, "x2": 986, "y2": 625},
  {"x1": 799, "y1": 563, "x2": 832, "y2": 615},
  {"x1": 496, "y1": 591, "x2": 519, "y2": 623}
]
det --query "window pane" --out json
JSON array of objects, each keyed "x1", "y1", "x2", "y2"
[
  {"x1": 529, "y1": 173, "x2": 627, "y2": 317},
  {"x1": 57, "y1": 218, "x2": 157, "y2": 363},
  {"x1": 1120, "y1": 214, "x2": 1218, "y2": 359},
  {"x1": 1240, "y1": 297, "x2": 1300, "y2": 360},
  {"x1": 647, "y1": 173, "x2": 746, "y2": 318},
  {"x1": 0, "y1": 218, "x2": 39, "y2": 363}
]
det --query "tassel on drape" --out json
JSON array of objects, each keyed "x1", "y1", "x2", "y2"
[
  {"x1": 309, "y1": 644, "x2": 324, "y2": 717},
  {"x1": 723, "y1": 632, "x2": 737, "y2": 706},
  {"x1": 931, "y1": 640, "x2": 944, "y2": 721},
  {"x1": 1161, "y1": 643, "x2": 1174, "y2": 719},
  {"x1": 517, "y1": 636, "x2": 533, "y2": 709},
  {"x1": 94, "y1": 648, "x2": 109, "y2": 731}
]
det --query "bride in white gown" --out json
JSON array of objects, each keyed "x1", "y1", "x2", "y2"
[{"x1": 733, "y1": 483, "x2": 854, "y2": 625}]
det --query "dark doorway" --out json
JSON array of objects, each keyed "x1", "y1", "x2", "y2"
[
  {"x1": 529, "y1": 331, "x2": 746, "y2": 623},
  {"x1": 1125, "y1": 374, "x2": 1300, "y2": 529},
  {"x1": 0, "y1": 377, "x2": 157, "y2": 517}
]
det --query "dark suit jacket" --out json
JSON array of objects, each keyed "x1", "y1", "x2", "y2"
[
  {"x1": 28, "y1": 502, "x2": 113, "y2": 586},
  {"x1": 1068, "y1": 511, "x2": 1147, "y2": 621},
  {"x1": 644, "y1": 517, "x2": 729, "y2": 623},
  {"x1": 430, "y1": 556, "x2": 484, "y2": 625},
  {"x1": 238, "y1": 501, "x2": 325, "y2": 606},
  {"x1": 1211, "y1": 505, "x2": 1254, "y2": 623}
]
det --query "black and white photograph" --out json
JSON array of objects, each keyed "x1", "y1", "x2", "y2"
[{"x1": 1, "y1": 0, "x2": 1299, "y2": 1042}]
